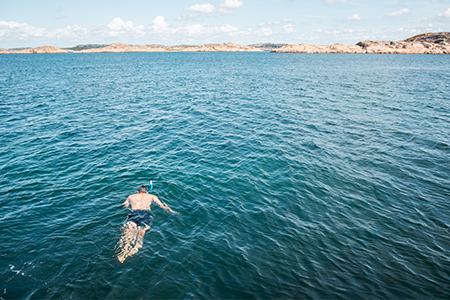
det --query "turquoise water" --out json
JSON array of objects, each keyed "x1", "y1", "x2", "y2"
[{"x1": 1, "y1": 52, "x2": 449, "y2": 299}]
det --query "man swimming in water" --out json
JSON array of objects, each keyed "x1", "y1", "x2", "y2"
[{"x1": 116, "y1": 185, "x2": 177, "y2": 263}]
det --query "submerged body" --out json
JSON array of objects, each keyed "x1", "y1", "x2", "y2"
[{"x1": 116, "y1": 186, "x2": 177, "y2": 263}]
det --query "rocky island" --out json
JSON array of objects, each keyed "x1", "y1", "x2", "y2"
[
  {"x1": 77, "y1": 42, "x2": 262, "y2": 52},
  {"x1": 272, "y1": 32, "x2": 450, "y2": 54},
  {"x1": 2, "y1": 46, "x2": 68, "y2": 54},
  {"x1": 0, "y1": 42, "x2": 261, "y2": 54},
  {"x1": 1, "y1": 33, "x2": 449, "y2": 54}
]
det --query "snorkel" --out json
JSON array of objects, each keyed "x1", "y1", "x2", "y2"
[{"x1": 149, "y1": 180, "x2": 153, "y2": 192}]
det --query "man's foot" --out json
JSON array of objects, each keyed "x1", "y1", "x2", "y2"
[{"x1": 117, "y1": 255, "x2": 126, "y2": 263}]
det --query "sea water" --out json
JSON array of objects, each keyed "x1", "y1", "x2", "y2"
[{"x1": 0, "y1": 52, "x2": 449, "y2": 299}]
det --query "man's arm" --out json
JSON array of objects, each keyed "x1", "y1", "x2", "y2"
[
  {"x1": 123, "y1": 197, "x2": 131, "y2": 207},
  {"x1": 152, "y1": 195, "x2": 178, "y2": 214}
]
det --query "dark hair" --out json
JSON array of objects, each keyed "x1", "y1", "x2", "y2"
[{"x1": 138, "y1": 185, "x2": 148, "y2": 193}]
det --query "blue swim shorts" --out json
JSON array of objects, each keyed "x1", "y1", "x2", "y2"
[{"x1": 126, "y1": 210, "x2": 153, "y2": 227}]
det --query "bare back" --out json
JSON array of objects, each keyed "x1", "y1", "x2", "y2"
[
  {"x1": 124, "y1": 193, "x2": 156, "y2": 210},
  {"x1": 124, "y1": 192, "x2": 176, "y2": 213}
]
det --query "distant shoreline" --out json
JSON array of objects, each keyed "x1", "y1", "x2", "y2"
[
  {"x1": 0, "y1": 43, "x2": 264, "y2": 54},
  {"x1": 1, "y1": 32, "x2": 449, "y2": 55}
]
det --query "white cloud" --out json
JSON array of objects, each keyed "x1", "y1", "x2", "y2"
[
  {"x1": 219, "y1": 0, "x2": 243, "y2": 13},
  {"x1": 221, "y1": 0, "x2": 243, "y2": 8},
  {"x1": 0, "y1": 20, "x2": 45, "y2": 39},
  {"x1": 347, "y1": 14, "x2": 361, "y2": 21},
  {"x1": 104, "y1": 17, "x2": 144, "y2": 36},
  {"x1": 107, "y1": 17, "x2": 133, "y2": 31},
  {"x1": 262, "y1": 27, "x2": 273, "y2": 36},
  {"x1": 386, "y1": 8, "x2": 410, "y2": 17},
  {"x1": 221, "y1": 24, "x2": 239, "y2": 36},
  {"x1": 185, "y1": 24, "x2": 219, "y2": 36},
  {"x1": 324, "y1": 0, "x2": 347, "y2": 4},
  {"x1": 152, "y1": 16, "x2": 169, "y2": 33},
  {"x1": 48, "y1": 24, "x2": 88, "y2": 39},
  {"x1": 260, "y1": 21, "x2": 280, "y2": 26},
  {"x1": 186, "y1": 24, "x2": 203, "y2": 36},
  {"x1": 325, "y1": 30, "x2": 340, "y2": 35},
  {"x1": 438, "y1": 7, "x2": 450, "y2": 18},
  {"x1": 284, "y1": 24, "x2": 293, "y2": 33},
  {"x1": 221, "y1": 24, "x2": 238, "y2": 32},
  {"x1": 185, "y1": 3, "x2": 215, "y2": 13}
]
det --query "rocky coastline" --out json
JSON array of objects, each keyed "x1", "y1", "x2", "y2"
[
  {"x1": 1, "y1": 45, "x2": 68, "y2": 54},
  {"x1": 1, "y1": 32, "x2": 449, "y2": 54},
  {"x1": 0, "y1": 42, "x2": 261, "y2": 54},
  {"x1": 272, "y1": 32, "x2": 450, "y2": 54}
]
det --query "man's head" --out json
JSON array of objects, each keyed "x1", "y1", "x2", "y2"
[{"x1": 138, "y1": 185, "x2": 149, "y2": 193}]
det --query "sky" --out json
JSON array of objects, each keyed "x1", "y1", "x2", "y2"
[{"x1": 1, "y1": 0, "x2": 449, "y2": 48}]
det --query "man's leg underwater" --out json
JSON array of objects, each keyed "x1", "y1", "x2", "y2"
[
  {"x1": 127, "y1": 225, "x2": 149, "y2": 257},
  {"x1": 116, "y1": 221, "x2": 139, "y2": 263}
]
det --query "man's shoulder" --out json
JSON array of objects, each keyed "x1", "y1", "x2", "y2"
[
  {"x1": 137, "y1": 193, "x2": 154, "y2": 200},
  {"x1": 128, "y1": 193, "x2": 154, "y2": 201}
]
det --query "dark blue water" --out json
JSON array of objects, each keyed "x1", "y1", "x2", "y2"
[{"x1": 1, "y1": 52, "x2": 449, "y2": 299}]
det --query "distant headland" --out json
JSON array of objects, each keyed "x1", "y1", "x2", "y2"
[
  {"x1": 272, "y1": 32, "x2": 450, "y2": 54},
  {"x1": 1, "y1": 32, "x2": 449, "y2": 54}
]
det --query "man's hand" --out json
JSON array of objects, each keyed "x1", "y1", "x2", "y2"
[
  {"x1": 166, "y1": 207, "x2": 179, "y2": 214},
  {"x1": 153, "y1": 195, "x2": 178, "y2": 214}
]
